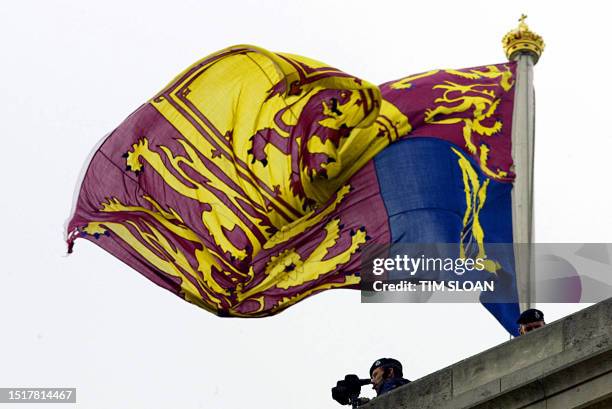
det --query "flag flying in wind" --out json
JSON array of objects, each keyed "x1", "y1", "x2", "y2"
[{"x1": 66, "y1": 45, "x2": 520, "y2": 334}]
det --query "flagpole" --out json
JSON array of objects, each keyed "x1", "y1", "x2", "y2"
[{"x1": 503, "y1": 15, "x2": 545, "y2": 312}]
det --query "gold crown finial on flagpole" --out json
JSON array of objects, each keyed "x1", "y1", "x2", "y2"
[{"x1": 502, "y1": 14, "x2": 545, "y2": 64}]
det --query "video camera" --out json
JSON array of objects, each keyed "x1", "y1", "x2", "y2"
[{"x1": 331, "y1": 374, "x2": 371, "y2": 408}]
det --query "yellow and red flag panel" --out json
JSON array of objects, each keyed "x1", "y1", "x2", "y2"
[{"x1": 66, "y1": 45, "x2": 519, "y2": 332}]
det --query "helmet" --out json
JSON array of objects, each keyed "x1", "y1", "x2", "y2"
[{"x1": 370, "y1": 358, "x2": 403, "y2": 377}]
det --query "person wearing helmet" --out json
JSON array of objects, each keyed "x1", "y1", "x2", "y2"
[
  {"x1": 369, "y1": 358, "x2": 410, "y2": 396},
  {"x1": 517, "y1": 308, "x2": 546, "y2": 335}
]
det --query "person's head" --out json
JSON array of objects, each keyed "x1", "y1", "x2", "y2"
[
  {"x1": 369, "y1": 358, "x2": 403, "y2": 393},
  {"x1": 517, "y1": 308, "x2": 545, "y2": 335}
]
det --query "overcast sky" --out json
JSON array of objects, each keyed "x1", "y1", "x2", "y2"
[{"x1": 1, "y1": 1, "x2": 611, "y2": 408}]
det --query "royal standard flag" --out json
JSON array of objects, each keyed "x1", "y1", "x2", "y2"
[{"x1": 66, "y1": 45, "x2": 519, "y2": 334}]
